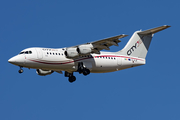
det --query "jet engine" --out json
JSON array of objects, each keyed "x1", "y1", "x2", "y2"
[
  {"x1": 77, "y1": 44, "x2": 93, "y2": 55},
  {"x1": 36, "y1": 69, "x2": 54, "y2": 76},
  {"x1": 64, "y1": 48, "x2": 79, "y2": 58}
]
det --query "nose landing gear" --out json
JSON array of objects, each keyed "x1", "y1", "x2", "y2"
[{"x1": 18, "y1": 66, "x2": 23, "y2": 73}]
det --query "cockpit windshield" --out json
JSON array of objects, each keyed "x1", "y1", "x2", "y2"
[{"x1": 19, "y1": 51, "x2": 32, "y2": 54}]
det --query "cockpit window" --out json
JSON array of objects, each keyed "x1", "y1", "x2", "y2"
[
  {"x1": 28, "y1": 51, "x2": 32, "y2": 54},
  {"x1": 19, "y1": 51, "x2": 25, "y2": 54},
  {"x1": 19, "y1": 51, "x2": 32, "y2": 54}
]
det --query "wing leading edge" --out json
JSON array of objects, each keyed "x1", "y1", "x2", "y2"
[{"x1": 64, "y1": 34, "x2": 128, "y2": 58}]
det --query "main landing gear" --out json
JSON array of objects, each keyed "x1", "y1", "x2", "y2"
[
  {"x1": 18, "y1": 66, "x2": 23, "y2": 73},
  {"x1": 77, "y1": 62, "x2": 90, "y2": 76},
  {"x1": 65, "y1": 71, "x2": 76, "y2": 83},
  {"x1": 65, "y1": 62, "x2": 91, "y2": 83}
]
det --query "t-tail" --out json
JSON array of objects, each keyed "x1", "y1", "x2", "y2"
[{"x1": 117, "y1": 25, "x2": 170, "y2": 59}]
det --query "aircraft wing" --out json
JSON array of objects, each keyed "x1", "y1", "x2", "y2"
[
  {"x1": 65, "y1": 34, "x2": 128, "y2": 58},
  {"x1": 90, "y1": 34, "x2": 128, "y2": 51}
]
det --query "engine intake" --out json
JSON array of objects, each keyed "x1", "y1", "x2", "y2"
[
  {"x1": 77, "y1": 44, "x2": 93, "y2": 55},
  {"x1": 36, "y1": 69, "x2": 54, "y2": 76},
  {"x1": 64, "y1": 48, "x2": 79, "y2": 58}
]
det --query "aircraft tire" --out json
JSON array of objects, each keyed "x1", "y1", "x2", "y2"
[
  {"x1": 68, "y1": 76, "x2": 76, "y2": 83},
  {"x1": 83, "y1": 69, "x2": 90, "y2": 76},
  {"x1": 18, "y1": 69, "x2": 23, "y2": 73}
]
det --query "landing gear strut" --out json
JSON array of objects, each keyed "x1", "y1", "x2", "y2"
[
  {"x1": 77, "y1": 62, "x2": 90, "y2": 76},
  {"x1": 18, "y1": 66, "x2": 23, "y2": 73},
  {"x1": 65, "y1": 71, "x2": 76, "y2": 83}
]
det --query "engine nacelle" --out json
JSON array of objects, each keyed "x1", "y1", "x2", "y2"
[
  {"x1": 77, "y1": 44, "x2": 93, "y2": 55},
  {"x1": 64, "y1": 48, "x2": 79, "y2": 58},
  {"x1": 36, "y1": 69, "x2": 54, "y2": 76}
]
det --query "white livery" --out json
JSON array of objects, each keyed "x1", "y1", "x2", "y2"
[{"x1": 8, "y1": 25, "x2": 170, "y2": 82}]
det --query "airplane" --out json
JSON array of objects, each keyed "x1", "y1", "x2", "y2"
[{"x1": 8, "y1": 25, "x2": 170, "y2": 83}]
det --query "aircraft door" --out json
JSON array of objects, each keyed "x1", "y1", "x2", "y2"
[
  {"x1": 23, "y1": 53, "x2": 26, "y2": 64},
  {"x1": 117, "y1": 56, "x2": 121, "y2": 66},
  {"x1": 36, "y1": 48, "x2": 43, "y2": 59}
]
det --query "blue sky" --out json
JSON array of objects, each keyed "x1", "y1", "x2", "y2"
[{"x1": 1, "y1": 0, "x2": 180, "y2": 120}]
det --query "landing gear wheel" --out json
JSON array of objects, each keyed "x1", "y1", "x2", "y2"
[
  {"x1": 68, "y1": 76, "x2": 76, "y2": 83},
  {"x1": 83, "y1": 69, "x2": 90, "y2": 76},
  {"x1": 77, "y1": 62, "x2": 91, "y2": 76},
  {"x1": 18, "y1": 69, "x2": 23, "y2": 73},
  {"x1": 65, "y1": 71, "x2": 76, "y2": 83}
]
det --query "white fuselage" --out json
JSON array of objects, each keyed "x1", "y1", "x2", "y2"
[{"x1": 8, "y1": 47, "x2": 145, "y2": 73}]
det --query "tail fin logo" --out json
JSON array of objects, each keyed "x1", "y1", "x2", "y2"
[{"x1": 127, "y1": 39, "x2": 142, "y2": 55}]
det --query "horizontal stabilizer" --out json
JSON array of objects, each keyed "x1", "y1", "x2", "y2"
[{"x1": 138, "y1": 25, "x2": 171, "y2": 35}]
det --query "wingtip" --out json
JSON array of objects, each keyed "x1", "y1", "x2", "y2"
[
  {"x1": 122, "y1": 34, "x2": 128, "y2": 37},
  {"x1": 164, "y1": 25, "x2": 171, "y2": 28}
]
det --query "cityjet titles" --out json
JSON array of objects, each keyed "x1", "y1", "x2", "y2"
[{"x1": 127, "y1": 39, "x2": 142, "y2": 55}]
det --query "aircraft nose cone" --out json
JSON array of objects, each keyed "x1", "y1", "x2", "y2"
[
  {"x1": 8, "y1": 55, "x2": 25, "y2": 66},
  {"x1": 8, "y1": 55, "x2": 24, "y2": 66},
  {"x1": 8, "y1": 57, "x2": 16, "y2": 64}
]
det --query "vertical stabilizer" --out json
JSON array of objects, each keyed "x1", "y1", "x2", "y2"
[{"x1": 117, "y1": 25, "x2": 170, "y2": 59}]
